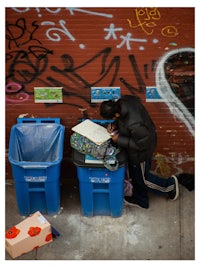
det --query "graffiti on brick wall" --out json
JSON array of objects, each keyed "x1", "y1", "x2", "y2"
[
  {"x1": 6, "y1": 8, "x2": 194, "y2": 131},
  {"x1": 6, "y1": 44, "x2": 156, "y2": 104},
  {"x1": 8, "y1": 7, "x2": 180, "y2": 52},
  {"x1": 7, "y1": 7, "x2": 181, "y2": 50},
  {"x1": 6, "y1": 8, "x2": 194, "y2": 125},
  {"x1": 6, "y1": 8, "x2": 194, "y2": 122},
  {"x1": 156, "y1": 48, "x2": 194, "y2": 136},
  {"x1": 9, "y1": 7, "x2": 153, "y2": 51},
  {"x1": 9, "y1": 7, "x2": 113, "y2": 50},
  {"x1": 151, "y1": 152, "x2": 194, "y2": 177},
  {"x1": 4, "y1": 12, "x2": 172, "y2": 101}
]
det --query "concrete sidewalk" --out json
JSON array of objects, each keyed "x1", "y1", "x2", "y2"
[{"x1": 5, "y1": 178, "x2": 194, "y2": 260}]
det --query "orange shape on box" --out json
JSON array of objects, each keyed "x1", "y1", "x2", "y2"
[
  {"x1": 28, "y1": 227, "x2": 41, "y2": 237},
  {"x1": 5, "y1": 227, "x2": 20, "y2": 239},
  {"x1": 45, "y1": 233, "x2": 53, "y2": 242}
]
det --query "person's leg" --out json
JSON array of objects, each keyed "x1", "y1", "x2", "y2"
[
  {"x1": 124, "y1": 163, "x2": 149, "y2": 208},
  {"x1": 143, "y1": 158, "x2": 179, "y2": 200}
]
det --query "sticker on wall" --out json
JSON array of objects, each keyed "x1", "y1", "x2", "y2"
[
  {"x1": 34, "y1": 87, "x2": 63, "y2": 103},
  {"x1": 91, "y1": 87, "x2": 120, "y2": 103},
  {"x1": 146, "y1": 86, "x2": 165, "y2": 102}
]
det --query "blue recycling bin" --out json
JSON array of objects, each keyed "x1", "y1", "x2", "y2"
[
  {"x1": 72, "y1": 119, "x2": 126, "y2": 217},
  {"x1": 8, "y1": 118, "x2": 65, "y2": 215},
  {"x1": 76, "y1": 165, "x2": 125, "y2": 217}
]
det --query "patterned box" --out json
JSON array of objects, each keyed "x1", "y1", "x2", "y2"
[{"x1": 5, "y1": 211, "x2": 52, "y2": 258}]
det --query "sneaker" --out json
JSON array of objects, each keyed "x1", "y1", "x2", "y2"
[
  {"x1": 168, "y1": 175, "x2": 179, "y2": 200},
  {"x1": 124, "y1": 196, "x2": 148, "y2": 209}
]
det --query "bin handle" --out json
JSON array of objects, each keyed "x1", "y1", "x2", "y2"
[{"x1": 20, "y1": 165, "x2": 50, "y2": 169}]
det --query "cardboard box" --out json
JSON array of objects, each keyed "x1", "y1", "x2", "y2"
[{"x1": 5, "y1": 211, "x2": 53, "y2": 259}]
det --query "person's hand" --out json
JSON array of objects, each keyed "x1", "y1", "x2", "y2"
[
  {"x1": 111, "y1": 133, "x2": 119, "y2": 143},
  {"x1": 107, "y1": 123, "x2": 116, "y2": 134}
]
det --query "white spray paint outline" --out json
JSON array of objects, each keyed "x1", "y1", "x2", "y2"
[{"x1": 155, "y1": 47, "x2": 195, "y2": 136}]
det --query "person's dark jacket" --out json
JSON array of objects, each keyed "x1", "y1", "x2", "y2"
[{"x1": 116, "y1": 95, "x2": 157, "y2": 165}]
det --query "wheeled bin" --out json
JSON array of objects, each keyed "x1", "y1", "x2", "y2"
[
  {"x1": 72, "y1": 120, "x2": 126, "y2": 217},
  {"x1": 8, "y1": 118, "x2": 65, "y2": 215}
]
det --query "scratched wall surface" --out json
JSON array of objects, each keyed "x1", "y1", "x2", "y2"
[{"x1": 6, "y1": 7, "x2": 194, "y2": 179}]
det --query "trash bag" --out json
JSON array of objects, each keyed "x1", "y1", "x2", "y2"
[{"x1": 9, "y1": 123, "x2": 64, "y2": 164}]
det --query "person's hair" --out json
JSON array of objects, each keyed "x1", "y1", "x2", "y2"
[{"x1": 100, "y1": 100, "x2": 121, "y2": 119}]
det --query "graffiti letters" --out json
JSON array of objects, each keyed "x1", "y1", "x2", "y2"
[
  {"x1": 6, "y1": 46, "x2": 53, "y2": 84},
  {"x1": 116, "y1": 32, "x2": 147, "y2": 50},
  {"x1": 11, "y1": 7, "x2": 113, "y2": 19},
  {"x1": 50, "y1": 48, "x2": 120, "y2": 88},
  {"x1": 127, "y1": 8, "x2": 161, "y2": 35},
  {"x1": 6, "y1": 82, "x2": 30, "y2": 103},
  {"x1": 161, "y1": 26, "x2": 179, "y2": 37},
  {"x1": 127, "y1": 8, "x2": 179, "y2": 38},
  {"x1": 104, "y1": 23, "x2": 123, "y2": 40},
  {"x1": 41, "y1": 20, "x2": 75, "y2": 42},
  {"x1": 6, "y1": 18, "x2": 41, "y2": 49}
]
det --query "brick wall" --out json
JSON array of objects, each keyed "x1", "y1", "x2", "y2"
[{"x1": 6, "y1": 7, "x2": 194, "y2": 180}]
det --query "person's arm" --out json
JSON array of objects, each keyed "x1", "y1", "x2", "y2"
[{"x1": 117, "y1": 122, "x2": 151, "y2": 151}]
